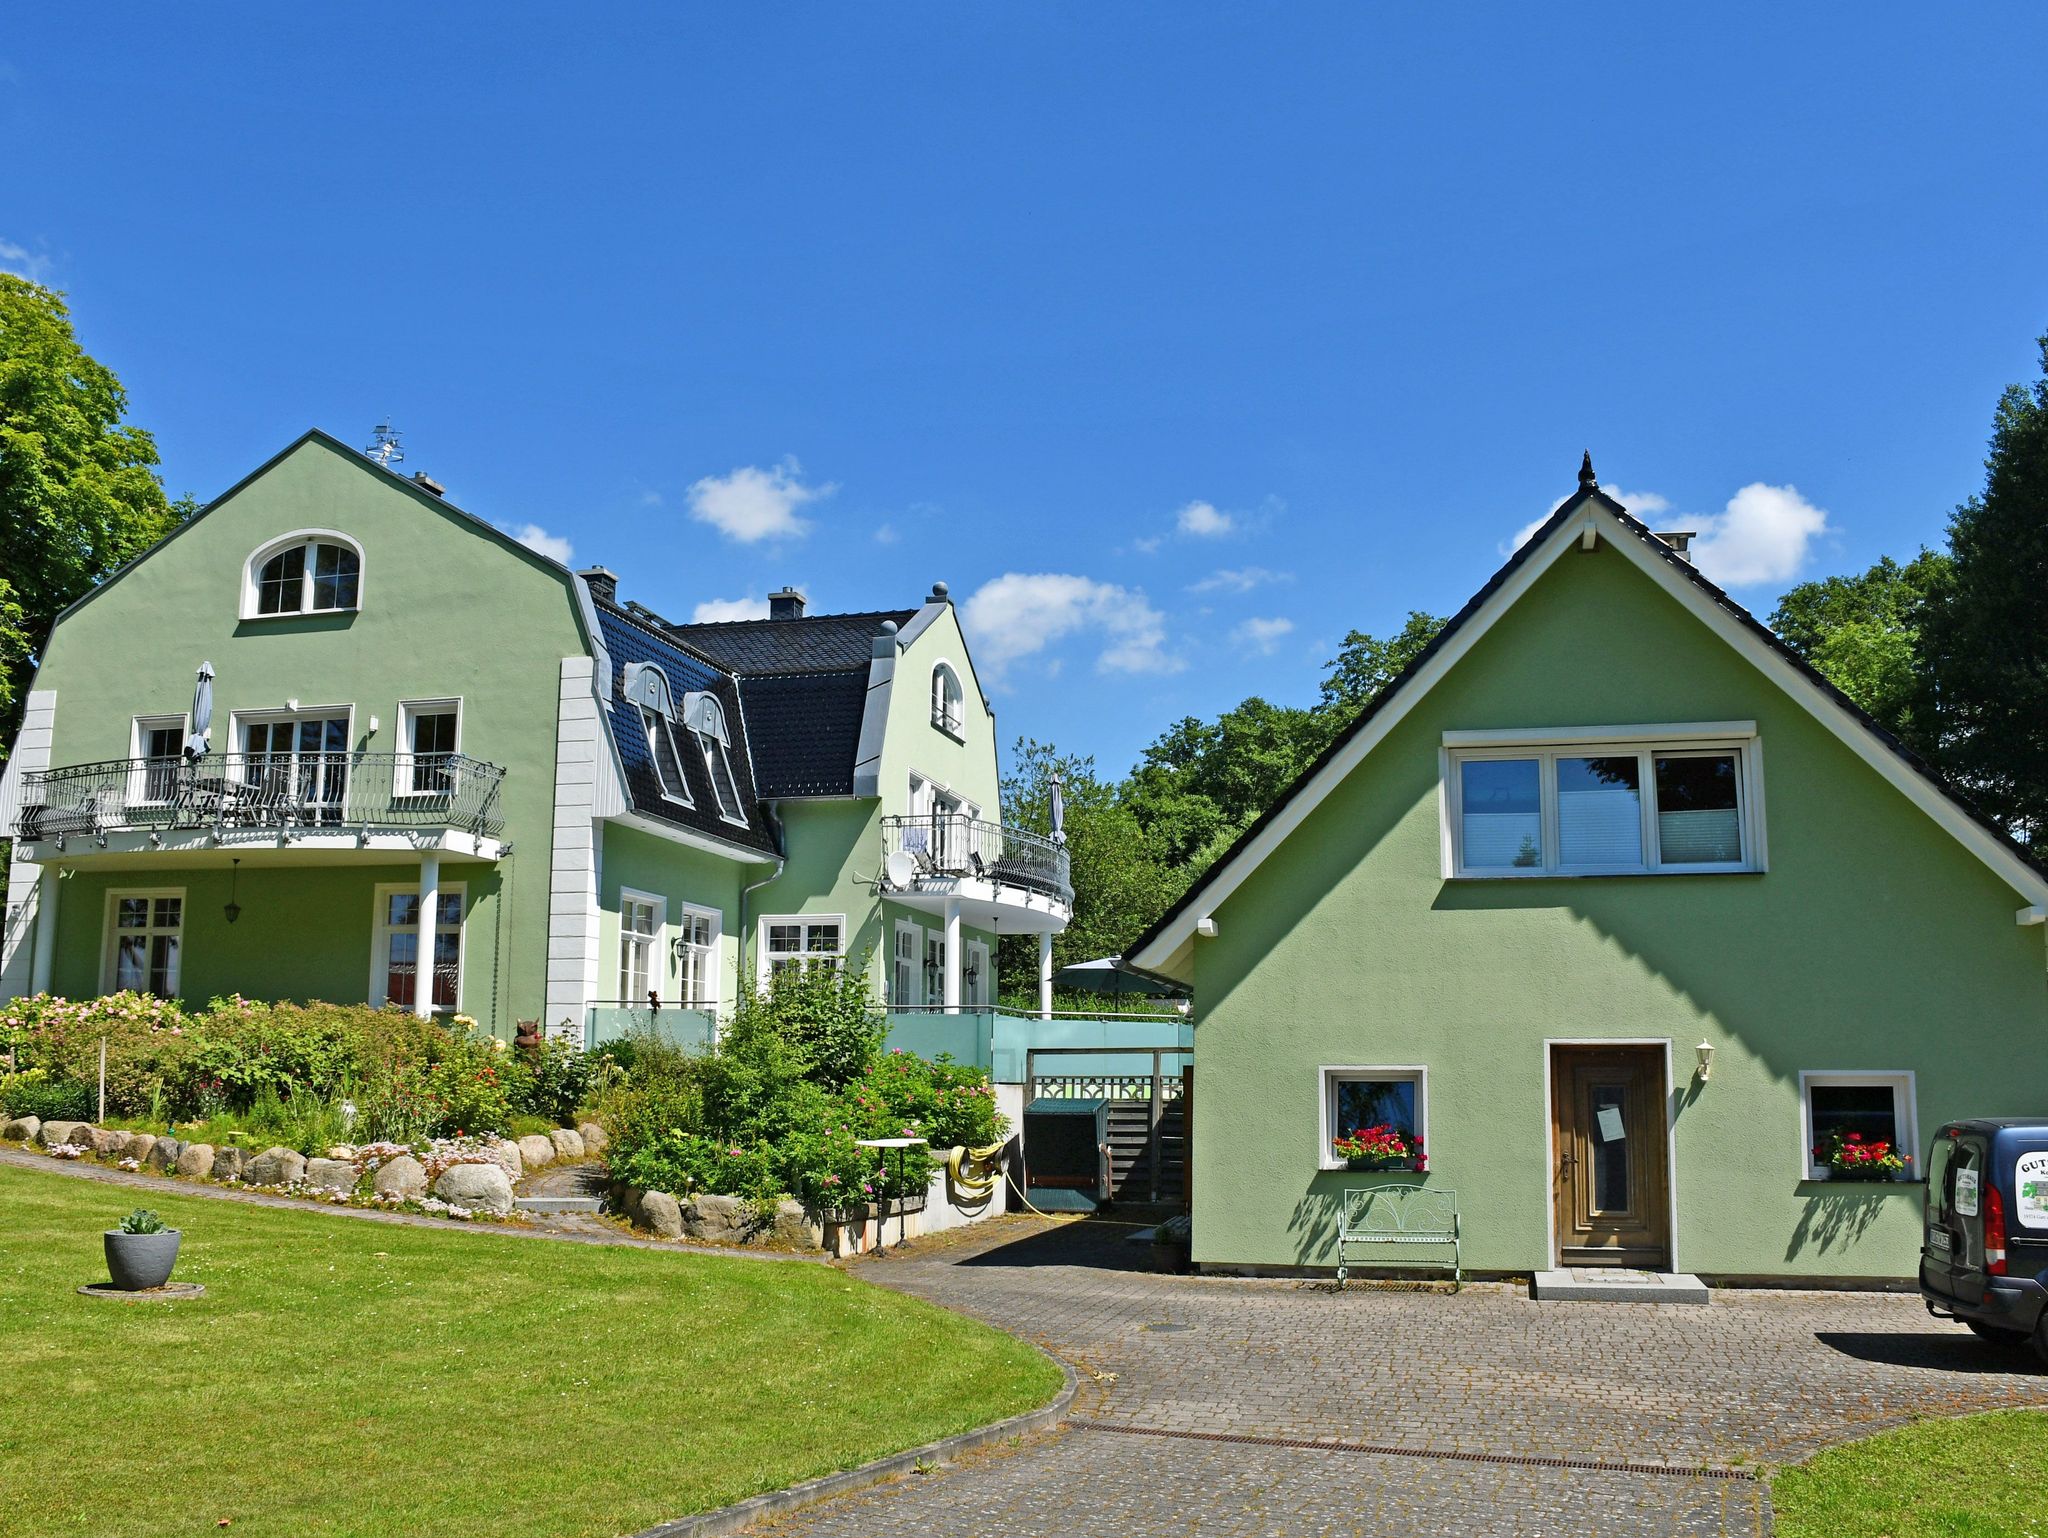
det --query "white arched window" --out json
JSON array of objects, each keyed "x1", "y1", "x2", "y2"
[
  {"x1": 243, "y1": 531, "x2": 363, "y2": 618},
  {"x1": 685, "y1": 691, "x2": 748, "y2": 828},
  {"x1": 623, "y1": 663, "x2": 693, "y2": 808},
  {"x1": 931, "y1": 662, "x2": 965, "y2": 737}
]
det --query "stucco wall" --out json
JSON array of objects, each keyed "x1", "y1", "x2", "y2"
[
  {"x1": 1190, "y1": 543, "x2": 2048, "y2": 1279},
  {"x1": 21, "y1": 436, "x2": 589, "y2": 1034},
  {"x1": 594, "y1": 822, "x2": 748, "y2": 1013}
]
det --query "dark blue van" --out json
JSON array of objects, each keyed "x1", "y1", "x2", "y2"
[{"x1": 1920, "y1": 1119, "x2": 2048, "y2": 1364}]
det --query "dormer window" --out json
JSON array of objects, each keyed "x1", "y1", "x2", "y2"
[
  {"x1": 932, "y1": 663, "x2": 965, "y2": 738},
  {"x1": 243, "y1": 532, "x2": 362, "y2": 618},
  {"x1": 685, "y1": 691, "x2": 748, "y2": 827},
  {"x1": 622, "y1": 662, "x2": 693, "y2": 808}
]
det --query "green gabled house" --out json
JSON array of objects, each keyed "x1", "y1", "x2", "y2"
[
  {"x1": 1129, "y1": 458, "x2": 2048, "y2": 1282},
  {"x1": 0, "y1": 430, "x2": 1070, "y2": 1041}
]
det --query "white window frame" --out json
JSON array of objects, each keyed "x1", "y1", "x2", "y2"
[
  {"x1": 758, "y1": 914, "x2": 846, "y2": 982},
  {"x1": 892, "y1": 918, "x2": 923, "y2": 1007},
  {"x1": 964, "y1": 939, "x2": 992, "y2": 1008},
  {"x1": 618, "y1": 887, "x2": 666, "y2": 1005},
  {"x1": 129, "y1": 714, "x2": 190, "y2": 805},
  {"x1": 1318, "y1": 1064, "x2": 1428, "y2": 1171},
  {"x1": 674, "y1": 902, "x2": 722, "y2": 1011},
  {"x1": 100, "y1": 887, "x2": 186, "y2": 997},
  {"x1": 241, "y1": 529, "x2": 366, "y2": 620},
  {"x1": 233, "y1": 705, "x2": 357, "y2": 821},
  {"x1": 369, "y1": 880, "x2": 467, "y2": 1014},
  {"x1": 1442, "y1": 723, "x2": 1765, "y2": 878},
  {"x1": 393, "y1": 698, "x2": 463, "y2": 799},
  {"x1": 624, "y1": 664, "x2": 694, "y2": 809},
  {"x1": 1798, "y1": 1070, "x2": 1918, "y2": 1183},
  {"x1": 931, "y1": 661, "x2": 966, "y2": 739}
]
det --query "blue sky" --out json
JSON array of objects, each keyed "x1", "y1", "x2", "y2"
[{"x1": 6, "y1": 6, "x2": 2045, "y2": 778}]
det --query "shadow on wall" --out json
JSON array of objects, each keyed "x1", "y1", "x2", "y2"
[
  {"x1": 1284, "y1": 1173, "x2": 1350, "y2": 1265},
  {"x1": 1785, "y1": 1188, "x2": 1892, "y2": 1261}
]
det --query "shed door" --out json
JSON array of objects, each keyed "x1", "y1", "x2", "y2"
[{"x1": 1551, "y1": 1046, "x2": 1670, "y2": 1268}]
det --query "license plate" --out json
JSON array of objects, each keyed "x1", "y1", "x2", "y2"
[{"x1": 1928, "y1": 1227, "x2": 1952, "y2": 1253}]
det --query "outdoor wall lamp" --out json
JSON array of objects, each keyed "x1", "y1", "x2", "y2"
[
  {"x1": 223, "y1": 858, "x2": 242, "y2": 924},
  {"x1": 1695, "y1": 1040, "x2": 1714, "y2": 1081}
]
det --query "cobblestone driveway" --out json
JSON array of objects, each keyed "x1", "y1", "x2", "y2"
[{"x1": 759, "y1": 1215, "x2": 2048, "y2": 1537}]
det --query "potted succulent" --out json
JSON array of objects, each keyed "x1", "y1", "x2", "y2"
[
  {"x1": 1813, "y1": 1129, "x2": 1909, "y2": 1182},
  {"x1": 104, "y1": 1207, "x2": 182, "y2": 1290},
  {"x1": 1333, "y1": 1123, "x2": 1426, "y2": 1173}
]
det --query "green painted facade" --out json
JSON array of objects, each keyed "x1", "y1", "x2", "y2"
[
  {"x1": 1179, "y1": 541, "x2": 2048, "y2": 1280},
  {"x1": 14, "y1": 436, "x2": 586, "y2": 1029}
]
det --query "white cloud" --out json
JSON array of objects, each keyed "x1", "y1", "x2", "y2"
[
  {"x1": 0, "y1": 237, "x2": 51, "y2": 282},
  {"x1": 686, "y1": 458, "x2": 831, "y2": 543},
  {"x1": 1690, "y1": 483, "x2": 1830, "y2": 587},
  {"x1": 1505, "y1": 486, "x2": 1672, "y2": 555},
  {"x1": 1231, "y1": 616, "x2": 1295, "y2": 656},
  {"x1": 1132, "y1": 534, "x2": 1165, "y2": 555},
  {"x1": 691, "y1": 595, "x2": 769, "y2": 623},
  {"x1": 511, "y1": 522, "x2": 574, "y2": 564},
  {"x1": 1177, "y1": 500, "x2": 1234, "y2": 538},
  {"x1": 1189, "y1": 565, "x2": 1290, "y2": 595},
  {"x1": 962, "y1": 572, "x2": 1183, "y2": 681},
  {"x1": 873, "y1": 522, "x2": 900, "y2": 545}
]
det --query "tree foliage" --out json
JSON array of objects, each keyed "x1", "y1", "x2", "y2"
[
  {"x1": 1917, "y1": 334, "x2": 2048, "y2": 844},
  {"x1": 1769, "y1": 551, "x2": 1949, "y2": 752},
  {"x1": 0, "y1": 274, "x2": 180, "y2": 747}
]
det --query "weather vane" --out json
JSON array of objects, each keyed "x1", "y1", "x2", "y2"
[{"x1": 364, "y1": 421, "x2": 405, "y2": 468}]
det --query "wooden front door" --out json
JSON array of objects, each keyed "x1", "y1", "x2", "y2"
[{"x1": 1550, "y1": 1046, "x2": 1670, "y2": 1267}]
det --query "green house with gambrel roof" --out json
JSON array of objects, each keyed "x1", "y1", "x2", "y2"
[
  {"x1": 1128, "y1": 457, "x2": 2048, "y2": 1282},
  {"x1": 0, "y1": 430, "x2": 1071, "y2": 1043}
]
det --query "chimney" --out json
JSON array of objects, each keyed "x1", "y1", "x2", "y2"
[
  {"x1": 769, "y1": 586, "x2": 807, "y2": 621},
  {"x1": 579, "y1": 567, "x2": 619, "y2": 605}
]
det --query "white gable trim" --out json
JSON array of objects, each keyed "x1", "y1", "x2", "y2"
[{"x1": 1130, "y1": 500, "x2": 2048, "y2": 974}]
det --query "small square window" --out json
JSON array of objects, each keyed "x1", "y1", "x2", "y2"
[
  {"x1": 1801, "y1": 1072, "x2": 1916, "y2": 1182},
  {"x1": 1459, "y1": 758, "x2": 1542, "y2": 870},
  {"x1": 1320, "y1": 1067, "x2": 1427, "y2": 1170}
]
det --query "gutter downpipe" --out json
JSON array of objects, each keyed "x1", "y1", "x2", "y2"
[{"x1": 738, "y1": 801, "x2": 788, "y2": 995}]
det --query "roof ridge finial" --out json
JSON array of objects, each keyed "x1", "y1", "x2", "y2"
[{"x1": 1578, "y1": 450, "x2": 1597, "y2": 492}]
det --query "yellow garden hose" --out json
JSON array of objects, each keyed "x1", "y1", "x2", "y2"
[{"x1": 943, "y1": 1142, "x2": 1008, "y2": 1209}]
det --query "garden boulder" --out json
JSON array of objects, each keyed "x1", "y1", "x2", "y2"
[
  {"x1": 770, "y1": 1200, "x2": 818, "y2": 1247},
  {"x1": 175, "y1": 1143, "x2": 216, "y2": 1179},
  {"x1": 480, "y1": 1139, "x2": 523, "y2": 1182},
  {"x1": 37, "y1": 1119, "x2": 89, "y2": 1148},
  {"x1": 685, "y1": 1194, "x2": 749, "y2": 1242},
  {"x1": 516, "y1": 1133, "x2": 555, "y2": 1171},
  {"x1": 640, "y1": 1189, "x2": 684, "y2": 1239},
  {"x1": 432, "y1": 1162, "x2": 514, "y2": 1215},
  {"x1": 3, "y1": 1115, "x2": 40, "y2": 1142},
  {"x1": 248, "y1": 1147, "x2": 307, "y2": 1186},
  {"x1": 211, "y1": 1146, "x2": 248, "y2": 1182},
  {"x1": 125, "y1": 1133, "x2": 157, "y2": 1166},
  {"x1": 147, "y1": 1137, "x2": 186, "y2": 1172},
  {"x1": 101, "y1": 1129, "x2": 134, "y2": 1157},
  {"x1": 548, "y1": 1127, "x2": 585, "y2": 1162},
  {"x1": 371, "y1": 1154, "x2": 427, "y2": 1200},
  {"x1": 576, "y1": 1121, "x2": 608, "y2": 1154},
  {"x1": 303, "y1": 1157, "x2": 356, "y2": 1193}
]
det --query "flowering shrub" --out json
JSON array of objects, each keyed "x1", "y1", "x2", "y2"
[
  {"x1": 421, "y1": 1056, "x2": 513, "y2": 1137},
  {"x1": 1814, "y1": 1128, "x2": 1908, "y2": 1181},
  {"x1": 1332, "y1": 1123, "x2": 1425, "y2": 1172},
  {"x1": 1, "y1": 1069, "x2": 93, "y2": 1122}
]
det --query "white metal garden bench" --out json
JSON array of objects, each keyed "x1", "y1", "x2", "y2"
[{"x1": 1335, "y1": 1184, "x2": 1460, "y2": 1286}]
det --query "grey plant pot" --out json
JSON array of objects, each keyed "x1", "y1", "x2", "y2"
[{"x1": 103, "y1": 1229, "x2": 182, "y2": 1291}]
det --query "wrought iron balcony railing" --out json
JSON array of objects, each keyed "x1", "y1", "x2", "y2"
[
  {"x1": 13, "y1": 752, "x2": 508, "y2": 844},
  {"x1": 880, "y1": 812, "x2": 1072, "y2": 905}
]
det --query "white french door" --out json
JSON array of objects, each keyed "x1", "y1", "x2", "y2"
[{"x1": 242, "y1": 714, "x2": 351, "y2": 823}]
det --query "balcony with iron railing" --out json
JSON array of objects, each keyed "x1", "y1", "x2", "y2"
[
  {"x1": 12, "y1": 752, "x2": 508, "y2": 849},
  {"x1": 879, "y1": 813, "x2": 1073, "y2": 907}
]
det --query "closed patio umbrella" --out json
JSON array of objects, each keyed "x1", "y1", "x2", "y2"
[
  {"x1": 185, "y1": 661, "x2": 214, "y2": 759},
  {"x1": 1049, "y1": 770, "x2": 1067, "y2": 847}
]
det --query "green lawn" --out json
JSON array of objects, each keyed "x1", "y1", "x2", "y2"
[
  {"x1": 0, "y1": 1162, "x2": 1059, "y2": 1538},
  {"x1": 1772, "y1": 1408, "x2": 2048, "y2": 1538}
]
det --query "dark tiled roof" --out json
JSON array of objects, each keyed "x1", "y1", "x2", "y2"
[
  {"x1": 591, "y1": 601, "x2": 779, "y2": 855},
  {"x1": 738, "y1": 670, "x2": 869, "y2": 797},
  {"x1": 668, "y1": 609, "x2": 914, "y2": 674},
  {"x1": 1129, "y1": 483, "x2": 2047, "y2": 964}
]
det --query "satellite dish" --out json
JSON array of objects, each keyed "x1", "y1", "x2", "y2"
[{"x1": 884, "y1": 851, "x2": 917, "y2": 889}]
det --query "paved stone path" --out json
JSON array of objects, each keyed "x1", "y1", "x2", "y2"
[{"x1": 757, "y1": 1215, "x2": 2048, "y2": 1537}]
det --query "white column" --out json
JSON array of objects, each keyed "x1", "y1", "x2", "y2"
[
  {"x1": 942, "y1": 897, "x2": 962, "y2": 1013},
  {"x1": 1038, "y1": 930, "x2": 1053, "y2": 1020},
  {"x1": 415, "y1": 851, "x2": 440, "y2": 1018},
  {"x1": 30, "y1": 868, "x2": 59, "y2": 994}
]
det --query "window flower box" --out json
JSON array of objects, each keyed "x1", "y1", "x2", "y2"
[
  {"x1": 1332, "y1": 1123, "x2": 1426, "y2": 1175},
  {"x1": 1812, "y1": 1129, "x2": 1909, "y2": 1182}
]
